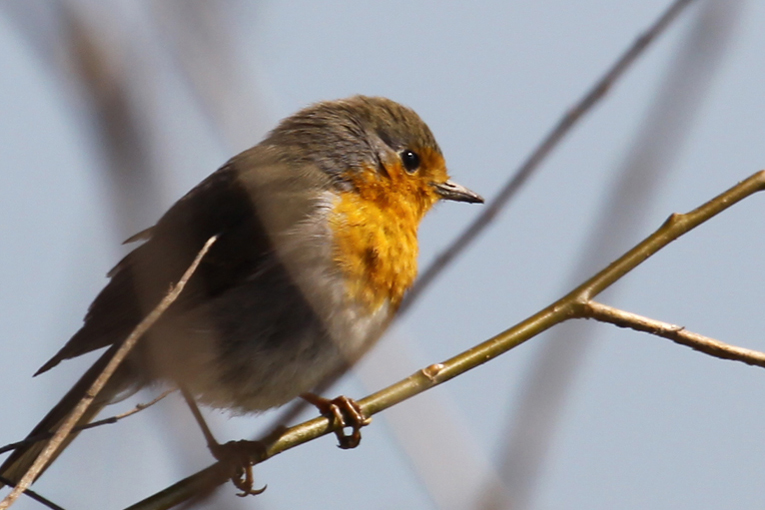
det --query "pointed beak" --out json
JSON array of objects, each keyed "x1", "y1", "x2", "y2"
[{"x1": 434, "y1": 180, "x2": 484, "y2": 204}]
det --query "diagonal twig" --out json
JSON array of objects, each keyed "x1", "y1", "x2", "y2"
[
  {"x1": 0, "y1": 476, "x2": 65, "y2": 510},
  {"x1": 0, "y1": 237, "x2": 217, "y2": 509},
  {"x1": 583, "y1": 301, "x2": 765, "y2": 368},
  {"x1": 398, "y1": 0, "x2": 699, "y2": 315},
  {"x1": 0, "y1": 389, "x2": 175, "y2": 456}
]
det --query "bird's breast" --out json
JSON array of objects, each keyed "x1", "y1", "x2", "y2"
[{"x1": 329, "y1": 188, "x2": 420, "y2": 313}]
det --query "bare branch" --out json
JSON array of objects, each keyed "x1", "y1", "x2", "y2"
[
  {"x1": 0, "y1": 477, "x2": 65, "y2": 510},
  {"x1": 583, "y1": 301, "x2": 765, "y2": 368},
  {"x1": 0, "y1": 389, "x2": 175, "y2": 456},
  {"x1": 0, "y1": 237, "x2": 217, "y2": 509},
  {"x1": 125, "y1": 172, "x2": 765, "y2": 509}
]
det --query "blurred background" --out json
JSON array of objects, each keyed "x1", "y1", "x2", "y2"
[{"x1": 2, "y1": 0, "x2": 765, "y2": 508}]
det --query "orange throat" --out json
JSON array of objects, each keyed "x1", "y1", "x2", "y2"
[{"x1": 330, "y1": 175, "x2": 435, "y2": 313}]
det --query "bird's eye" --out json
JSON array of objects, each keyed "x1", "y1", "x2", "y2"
[{"x1": 400, "y1": 149, "x2": 421, "y2": 173}]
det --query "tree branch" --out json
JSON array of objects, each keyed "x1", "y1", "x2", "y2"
[
  {"x1": 0, "y1": 477, "x2": 64, "y2": 510},
  {"x1": 125, "y1": 172, "x2": 765, "y2": 509},
  {"x1": 0, "y1": 389, "x2": 175, "y2": 456},
  {"x1": 0, "y1": 237, "x2": 217, "y2": 509},
  {"x1": 583, "y1": 301, "x2": 765, "y2": 368}
]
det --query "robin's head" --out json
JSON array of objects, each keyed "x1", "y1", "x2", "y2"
[
  {"x1": 262, "y1": 96, "x2": 482, "y2": 312},
  {"x1": 264, "y1": 95, "x2": 483, "y2": 219}
]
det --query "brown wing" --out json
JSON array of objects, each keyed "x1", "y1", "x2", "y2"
[{"x1": 36, "y1": 158, "x2": 277, "y2": 375}]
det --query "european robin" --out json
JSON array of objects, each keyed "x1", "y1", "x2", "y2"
[{"x1": 0, "y1": 95, "x2": 483, "y2": 493}]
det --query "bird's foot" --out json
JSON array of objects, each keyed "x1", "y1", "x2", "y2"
[
  {"x1": 302, "y1": 393, "x2": 372, "y2": 449},
  {"x1": 210, "y1": 439, "x2": 267, "y2": 496}
]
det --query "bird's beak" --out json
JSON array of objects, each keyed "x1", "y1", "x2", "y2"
[{"x1": 434, "y1": 180, "x2": 484, "y2": 204}]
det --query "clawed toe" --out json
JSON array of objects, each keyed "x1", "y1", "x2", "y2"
[
  {"x1": 302, "y1": 393, "x2": 372, "y2": 449},
  {"x1": 212, "y1": 440, "x2": 267, "y2": 496}
]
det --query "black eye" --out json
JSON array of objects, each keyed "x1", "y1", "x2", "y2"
[{"x1": 400, "y1": 149, "x2": 420, "y2": 173}]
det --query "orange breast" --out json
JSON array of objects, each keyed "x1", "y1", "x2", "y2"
[{"x1": 330, "y1": 175, "x2": 425, "y2": 313}]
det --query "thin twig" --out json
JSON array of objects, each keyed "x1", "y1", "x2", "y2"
[
  {"x1": 399, "y1": 0, "x2": 697, "y2": 315},
  {"x1": 0, "y1": 476, "x2": 65, "y2": 510},
  {"x1": 96, "y1": 388, "x2": 177, "y2": 424},
  {"x1": 125, "y1": 172, "x2": 765, "y2": 510},
  {"x1": 0, "y1": 389, "x2": 175, "y2": 456},
  {"x1": 583, "y1": 301, "x2": 765, "y2": 368},
  {"x1": 0, "y1": 237, "x2": 217, "y2": 509}
]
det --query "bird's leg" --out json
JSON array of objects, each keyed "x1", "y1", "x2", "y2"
[
  {"x1": 180, "y1": 387, "x2": 266, "y2": 496},
  {"x1": 301, "y1": 393, "x2": 372, "y2": 449}
]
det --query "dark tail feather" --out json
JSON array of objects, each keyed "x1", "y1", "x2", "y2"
[{"x1": 0, "y1": 345, "x2": 124, "y2": 487}]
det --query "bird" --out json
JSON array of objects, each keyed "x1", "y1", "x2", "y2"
[{"x1": 0, "y1": 95, "x2": 483, "y2": 495}]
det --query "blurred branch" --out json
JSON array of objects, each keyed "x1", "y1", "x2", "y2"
[
  {"x1": 398, "y1": 0, "x2": 698, "y2": 316},
  {"x1": 150, "y1": 0, "x2": 271, "y2": 153},
  {"x1": 2, "y1": 2, "x2": 165, "y2": 234},
  {"x1": 62, "y1": 7, "x2": 163, "y2": 235},
  {"x1": 125, "y1": 171, "x2": 765, "y2": 510},
  {"x1": 0, "y1": 236, "x2": 217, "y2": 509},
  {"x1": 583, "y1": 301, "x2": 765, "y2": 368}
]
